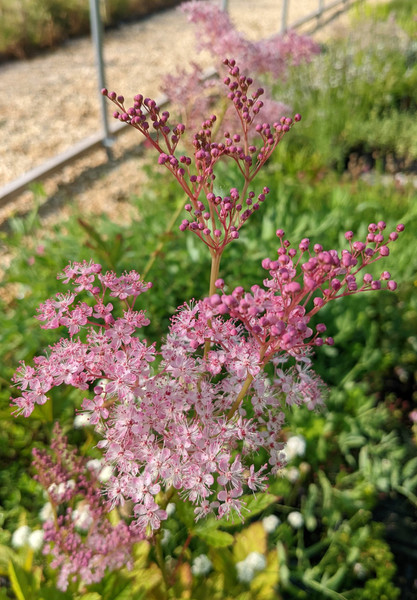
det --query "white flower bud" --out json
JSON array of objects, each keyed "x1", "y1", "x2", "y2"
[
  {"x1": 246, "y1": 552, "x2": 266, "y2": 571},
  {"x1": 262, "y1": 514, "x2": 280, "y2": 533},
  {"x1": 72, "y1": 503, "x2": 93, "y2": 531},
  {"x1": 191, "y1": 554, "x2": 212, "y2": 575},
  {"x1": 285, "y1": 435, "x2": 306, "y2": 460},
  {"x1": 11, "y1": 525, "x2": 31, "y2": 548},
  {"x1": 161, "y1": 529, "x2": 171, "y2": 545},
  {"x1": 287, "y1": 511, "x2": 304, "y2": 529},
  {"x1": 236, "y1": 561, "x2": 254, "y2": 583},
  {"x1": 86, "y1": 459, "x2": 103, "y2": 472},
  {"x1": 166, "y1": 503, "x2": 176, "y2": 516},
  {"x1": 28, "y1": 529, "x2": 44, "y2": 551},
  {"x1": 98, "y1": 465, "x2": 113, "y2": 483},
  {"x1": 39, "y1": 502, "x2": 54, "y2": 522},
  {"x1": 286, "y1": 466, "x2": 300, "y2": 483},
  {"x1": 74, "y1": 413, "x2": 90, "y2": 428}
]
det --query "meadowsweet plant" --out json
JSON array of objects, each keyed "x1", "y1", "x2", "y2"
[{"x1": 10, "y1": 59, "x2": 404, "y2": 591}]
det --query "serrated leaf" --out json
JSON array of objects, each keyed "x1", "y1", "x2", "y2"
[
  {"x1": 195, "y1": 528, "x2": 234, "y2": 547},
  {"x1": 78, "y1": 594, "x2": 102, "y2": 600}
]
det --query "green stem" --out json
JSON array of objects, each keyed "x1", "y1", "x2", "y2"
[
  {"x1": 168, "y1": 532, "x2": 193, "y2": 586},
  {"x1": 208, "y1": 250, "x2": 222, "y2": 296},
  {"x1": 154, "y1": 531, "x2": 172, "y2": 597},
  {"x1": 226, "y1": 345, "x2": 267, "y2": 419},
  {"x1": 301, "y1": 575, "x2": 348, "y2": 600},
  {"x1": 204, "y1": 250, "x2": 223, "y2": 359},
  {"x1": 226, "y1": 372, "x2": 254, "y2": 419}
]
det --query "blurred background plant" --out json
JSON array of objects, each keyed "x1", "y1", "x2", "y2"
[
  {"x1": 0, "y1": 0, "x2": 183, "y2": 60},
  {"x1": 1, "y1": 1, "x2": 416, "y2": 599}
]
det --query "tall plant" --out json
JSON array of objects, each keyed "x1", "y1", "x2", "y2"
[{"x1": 10, "y1": 59, "x2": 404, "y2": 594}]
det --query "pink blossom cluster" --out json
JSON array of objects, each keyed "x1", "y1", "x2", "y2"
[
  {"x1": 103, "y1": 59, "x2": 299, "y2": 252},
  {"x1": 11, "y1": 220, "x2": 403, "y2": 541},
  {"x1": 181, "y1": 1, "x2": 320, "y2": 79},
  {"x1": 11, "y1": 260, "x2": 280, "y2": 530},
  {"x1": 159, "y1": 2, "x2": 319, "y2": 135},
  {"x1": 32, "y1": 424, "x2": 141, "y2": 591}
]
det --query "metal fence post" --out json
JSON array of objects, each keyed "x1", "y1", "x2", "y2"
[
  {"x1": 281, "y1": 0, "x2": 289, "y2": 33},
  {"x1": 89, "y1": 0, "x2": 113, "y2": 157}
]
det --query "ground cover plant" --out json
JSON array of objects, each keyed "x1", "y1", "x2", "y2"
[{"x1": 0, "y1": 2, "x2": 417, "y2": 599}]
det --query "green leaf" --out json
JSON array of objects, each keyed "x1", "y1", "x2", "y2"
[
  {"x1": 234, "y1": 522, "x2": 266, "y2": 561},
  {"x1": 8, "y1": 560, "x2": 32, "y2": 600},
  {"x1": 194, "y1": 528, "x2": 234, "y2": 547},
  {"x1": 403, "y1": 456, "x2": 417, "y2": 479},
  {"x1": 37, "y1": 588, "x2": 73, "y2": 600},
  {"x1": 240, "y1": 493, "x2": 279, "y2": 517},
  {"x1": 174, "y1": 498, "x2": 195, "y2": 530}
]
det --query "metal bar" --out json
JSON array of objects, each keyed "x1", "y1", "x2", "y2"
[
  {"x1": 281, "y1": 0, "x2": 289, "y2": 33},
  {"x1": 89, "y1": 0, "x2": 112, "y2": 153},
  {"x1": 289, "y1": 0, "x2": 351, "y2": 30}
]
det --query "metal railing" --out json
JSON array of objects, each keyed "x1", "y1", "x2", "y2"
[
  {"x1": 281, "y1": 0, "x2": 351, "y2": 34},
  {"x1": 0, "y1": 0, "x2": 359, "y2": 207}
]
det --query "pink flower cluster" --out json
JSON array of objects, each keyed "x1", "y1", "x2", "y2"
[
  {"x1": 11, "y1": 221, "x2": 403, "y2": 542},
  {"x1": 181, "y1": 1, "x2": 320, "y2": 79},
  {"x1": 32, "y1": 424, "x2": 141, "y2": 591}
]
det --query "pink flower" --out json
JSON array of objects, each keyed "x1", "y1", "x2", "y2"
[{"x1": 133, "y1": 495, "x2": 167, "y2": 532}]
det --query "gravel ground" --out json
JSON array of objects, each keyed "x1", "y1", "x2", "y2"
[{"x1": 0, "y1": 0, "x2": 385, "y2": 226}]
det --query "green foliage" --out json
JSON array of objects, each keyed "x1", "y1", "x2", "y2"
[
  {"x1": 272, "y1": 12, "x2": 417, "y2": 171},
  {"x1": 361, "y1": 0, "x2": 417, "y2": 37}
]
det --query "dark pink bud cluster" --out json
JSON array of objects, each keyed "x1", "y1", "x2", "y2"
[
  {"x1": 103, "y1": 60, "x2": 300, "y2": 251},
  {"x1": 179, "y1": 185, "x2": 271, "y2": 244},
  {"x1": 102, "y1": 88, "x2": 186, "y2": 156},
  {"x1": 204, "y1": 222, "x2": 404, "y2": 362}
]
